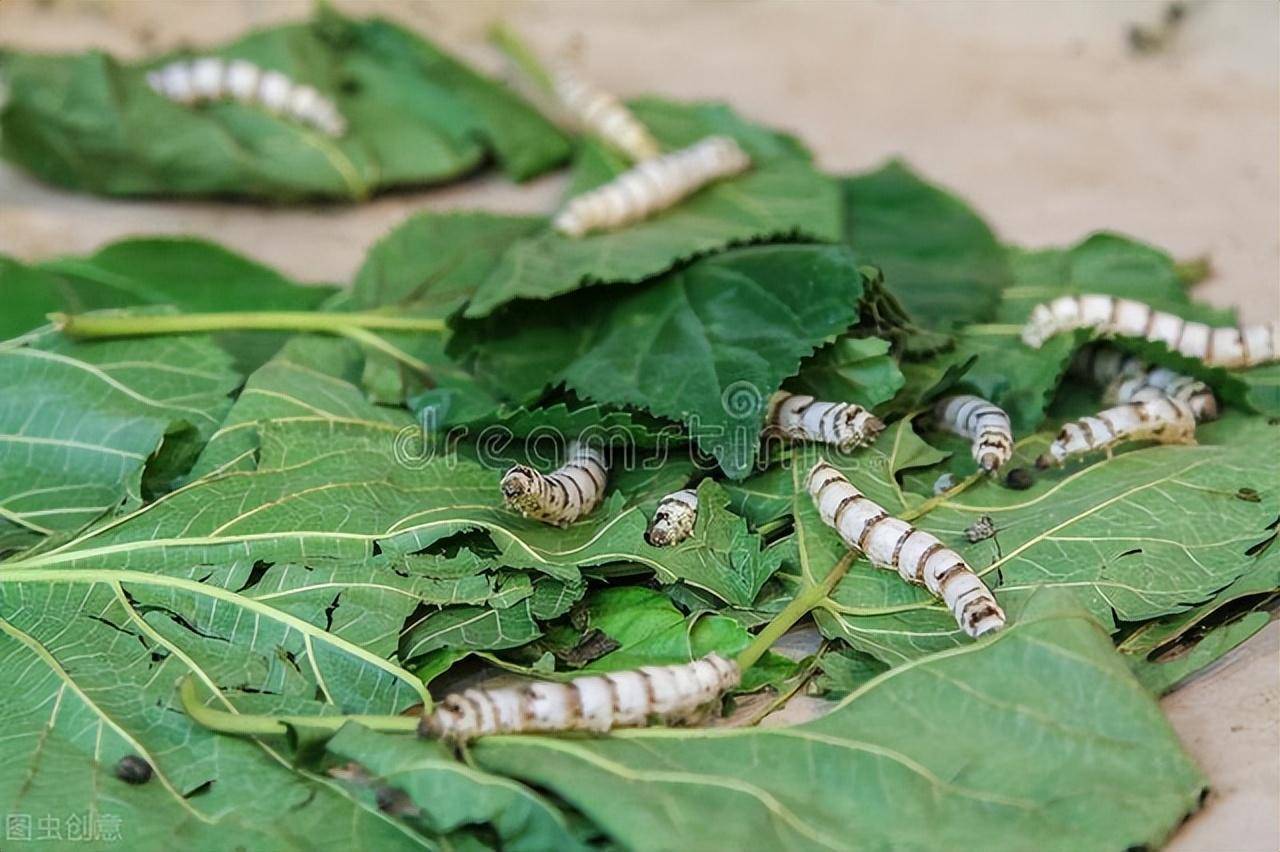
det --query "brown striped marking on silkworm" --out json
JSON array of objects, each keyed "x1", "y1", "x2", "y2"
[
  {"x1": 551, "y1": 65, "x2": 661, "y2": 163},
  {"x1": 645, "y1": 488, "x2": 698, "y2": 547},
  {"x1": 1036, "y1": 387, "x2": 1197, "y2": 468},
  {"x1": 500, "y1": 441, "x2": 609, "y2": 526},
  {"x1": 807, "y1": 461, "x2": 1005, "y2": 638},
  {"x1": 146, "y1": 58, "x2": 347, "y2": 137},
  {"x1": 418, "y1": 653, "x2": 741, "y2": 741},
  {"x1": 767, "y1": 392, "x2": 885, "y2": 451},
  {"x1": 933, "y1": 395, "x2": 1014, "y2": 473},
  {"x1": 553, "y1": 135, "x2": 751, "y2": 237},
  {"x1": 1022, "y1": 294, "x2": 1278, "y2": 369},
  {"x1": 1069, "y1": 345, "x2": 1219, "y2": 422}
]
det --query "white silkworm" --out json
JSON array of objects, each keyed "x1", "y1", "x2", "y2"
[
  {"x1": 553, "y1": 135, "x2": 751, "y2": 237},
  {"x1": 1070, "y1": 345, "x2": 1219, "y2": 422},
  {"x1": 1036, "y1": 388, "x2": 1197, "y2": 468},
  {"x1": 551, "y1": 64, "x2": 661, "y2": 162},
  {"x1": 145, "y1": 58, "x2": 347, "y2": 137},
  {"x1": 807, "y1": 461, "x2": 1006, "y2": 639},
  {"x1": 933, "y1": 395, "x2": 1014, "y2": 473},
  {"x1": 645, "y1": 488, "x2": 698, "y2": 547},
  {"x1": 767, "y1": 392, "x2": 885, "y2": 450},
  {"x1": 418, "y1": 653, "x2": 741, "y2": 742},
  {"x1": 1022, "y1": 294, "x2": 1279, "y2": 369},
  {"x1": 500, "y1": 441, "x2": 609, "y2": 526}
]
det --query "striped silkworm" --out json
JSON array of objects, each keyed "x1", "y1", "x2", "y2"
[
  {"x1": 553, "y1": 135, "x2": 751, "y2": 237},
  {"x1": 807, "y1": 461, "x2": 1005, "y2": 638},
  {"x1": 1036, "y1": 387, "x2": 1197, "y2": 468},
  {"x1": 500, "y1": 441, "x2": 608, "y2": 526},
  {"x1": 933, "y1": 395, "x2": 1015, "y2": 473},
  {"x1": 551, "y1": 64, "x2": 661, "y2": 162},
  {"x1": 145, "y1": 58, "x2": 347, "y2": 137},
  {"x1": 1070, "y1": 345, "x2": 1219, "y2": 422},
  {"x1": 418, "y1": 653, "x2": 741, "y2": 742},
  {"x1": 767, "y1": 392, "x2": 885, "y2": 450},
  {"x1": 645, "y1": 488, "x2": 698, "y2": 547},
  {"x1": 1022, "y1": 294, "x2": 1279, "y2": 369}
]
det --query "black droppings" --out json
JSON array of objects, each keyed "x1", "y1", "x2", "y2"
[
  {"x1": 1004, "y1": 468, "x2": 1034, "y2": 490},
  {"x1": 115, "y1": 754, "x2": 153, "y2": 785}
]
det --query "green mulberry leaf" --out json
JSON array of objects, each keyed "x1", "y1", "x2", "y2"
[{"x1": 464, "y1": 99, "x2": 842, "y2": 317}]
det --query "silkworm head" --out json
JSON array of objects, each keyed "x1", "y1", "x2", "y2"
[
  {"x1": 645, "y1": 513, "x2": 676, "y2": 547},
  {"x1": 1021, "y1": 305, "x2": 1054, "y2": 348},
  {"x1": 501, "y1": 466, "x2": 543, "y2": 515}
]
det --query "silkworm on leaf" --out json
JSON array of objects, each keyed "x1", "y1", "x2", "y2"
[
  {"x1": 933, "y1": 395, "x2": 1014, "y2": 473},
  {"x1": 500, "y1": 440, "x2": 608, "y2": 526},
  {"x1": 645, "y1": 488, "x2": 698, "y2": 547},
  {"x1": 1022, "y1": 294, "x2": 1278, "y2": 369},
  {"x1": 807, "y1": 461, "x2": 1006, "y2": 638},
  {"x1": 553, "y1": 135, "x2": 751, "y2": 237},
  {"x1": 1036, "y1": 388, "x2": 1197, "y2": 468},
  {"x1": 418, "y1": 653, "x2": 741, "y2": 742},
  {"x1": 551, "y1": 64, "x2": 661, "y2": 162},
  {"x1": 145, "y1": 58, "x2": 347, "y2": 137},
  {"x1": 965, "y1": 515, "x2": 997, "y2": 543},
  {"x1": 1070, "y1": 345, "x2": 1219, "y2": 422},
  {"x1": 767, "y1": 392, "x2": 885, "y2": 450}
]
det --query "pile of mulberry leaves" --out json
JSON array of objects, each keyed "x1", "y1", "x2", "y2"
[{"x1": 1, "y1": 27, "x2": 1277, "y2": 852}]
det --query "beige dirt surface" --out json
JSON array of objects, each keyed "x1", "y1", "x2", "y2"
[{"x1": 1, "y1": 2, "x2": 1277, "y2": 850}]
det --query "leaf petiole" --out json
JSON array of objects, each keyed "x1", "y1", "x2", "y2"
[
  {"x1": 179, "y1": 678, "x2": 419, "y2": 737},
  {"x1": 735, "y1": 552, "x2": 855, "y2": 671},
  {"x1": 51, "y1": 310, "x2": 447, "y2": 339}
]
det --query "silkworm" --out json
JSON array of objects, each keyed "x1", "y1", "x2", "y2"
[
  {"x1": 645, "y1": 488, "x2": 698, "y2": 547},
  {"x1": 1036, "y1": 388, "x2": 1197, "y2": 468},
  {"x1": 1022, "y1": 294, "x2": 1278, "y2": 369},
  {"x1": 807, "y1": 461, "x2": 1005, "y2": 638},
  {"x1": 933, "y1": 395, "x2": 1014, "y2": 473},
  {"x1": 145, "y1": 58, "x2": 347, "y2": 137},
  {"x1": 553, "y1": 135, "x2": 751, "y2": 237},
  {"x1": 965, "y1": 515, "x2": 996, "y2": 543},
  {"x1": 767, "y1": 392, "x2": 885, "y2": 450},
  {"x1": 418, "y1": 653, "x2": 741, "y2": 742},
  {"x1": 1070, "y1": 345, "x2": 1219, "y2": 422},
  {"x1": 551, "y1": 65, "x2": 661, "y2": 162},
  {"x1": 500, "y1": 441, "x2": 608, "y2": 526}
]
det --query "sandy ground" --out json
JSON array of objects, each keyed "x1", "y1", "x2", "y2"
[{"x1": 1, "y1": 1, "x2": 1277, "y2": 849}]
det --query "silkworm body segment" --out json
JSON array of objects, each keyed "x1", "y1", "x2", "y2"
[
  {"x1": 646, "y1": 488, "x2": 699, "y2": 547},
  {"x1": 933, "y1": 395, "x2": 1014, "y2": 473},
  {"x1": 419, "y1": 653, "x2": 741, "y2": 741},
  {"x1": 807, "y1": 461, "x2": 1005, "y2": 638},
  {"x1": 552, "y1": 65, "x2": 661, "y2": 162},
  {"x1": 553, "y1": 135, "x2": 751, "y2": 237},
  {"x1": 501, "y1": 441, "x2": 608, "y2": 526},
  {"x1": 1022, "y1": 294, "x2": 1278, "y2": 369},
  {"x1": 1071, "y1": 346, "x2": 1218, "y2": 422},
  {"x1": 1037, "y1": 388, "x2": 1197, "y2": 468},
  {"x1": 768, "y1": 392, "x2": 885, "y2": 450},
  {"x1": 146, "y1": 58, "x2": 347, "y2": 137}
]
